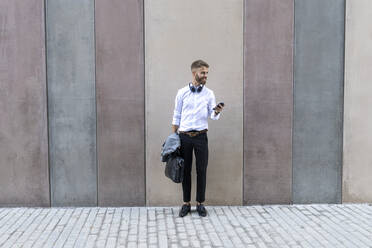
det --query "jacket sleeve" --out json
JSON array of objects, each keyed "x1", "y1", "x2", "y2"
[
  {"x1": 208, "y1": 90, "x2": 220, "y2": 120},
  {"x1": 172, "y1": 90, "x2": 183, "y2": 125}
]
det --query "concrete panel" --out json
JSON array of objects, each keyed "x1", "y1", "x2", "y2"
[
  {"x1": 0, "y1": 0, "x2": 49, "y2": 207},
  {"x1": 293, "y1": 0, "x2": 344, "y2": 203},
  {"x1": 343, "y1": 0, "x2": 372, "y2": 203},
  {"x1": 243, "y1": 0, "x2": 293, "y2": 204},
  {"x1": 46, "y1": 0, "x2": 97, "y2": 206},
  {"x1": 145, "y1": 0, "x2": 243, "y2": 206},
  {"x1": 96, "y1": 0, "x2": 145, "y2": 206}
]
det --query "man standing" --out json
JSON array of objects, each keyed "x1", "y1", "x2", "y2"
[{"x1": 172, "y1": 59, "x2": 224, "y2": 217}]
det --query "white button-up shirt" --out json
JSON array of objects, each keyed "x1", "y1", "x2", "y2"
[{"x1": 172, "y1": 84, "x2": 220, "y2": 132}]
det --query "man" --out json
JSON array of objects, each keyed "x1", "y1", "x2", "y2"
[{"x1": 172, "y1": 59, "x2": 224, "y2": 217}]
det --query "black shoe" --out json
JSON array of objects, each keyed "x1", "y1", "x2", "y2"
[
  {"x1": 196, "y1": 203, "x2": 207, "y2": 217},
  {"x1": 179, "y1": 203, "x2": 191, "y2": 217}
]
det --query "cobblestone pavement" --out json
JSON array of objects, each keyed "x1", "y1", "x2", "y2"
[{"x1": 0, "y1": 204, "x2": 371, "y2": 248}]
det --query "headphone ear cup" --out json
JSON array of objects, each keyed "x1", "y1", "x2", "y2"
[
  {"x1": 197, "y1": 85, "x2": 203, "y2": 93},
  {"x1": 189, "y1": 83, "x2": 196, "y2": 92}
]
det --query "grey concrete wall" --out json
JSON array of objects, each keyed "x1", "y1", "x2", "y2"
[
  {"x1": 0, "y1": 0, "x2": 49, "y2": 207},
  {"x1": 243, "y1": 0, "x2": 293, "y2": 204},
  {"x1": 145, "y1": 0, "x2": 244, "y2": 206},
  {"x1": 343, "y1": 0, "x2": 372, "y2": 203},
  {"x1": 46, "y1": 0, "x2": 97, "y2": 206},
  {"x1": 96, "y1": 0, "x2": 145, "y2": 206},
  {"x1": 293, "y1": 0, "x2": 344, "y2": 203}
]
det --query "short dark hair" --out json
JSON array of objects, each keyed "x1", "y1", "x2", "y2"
[{"x1": 191, "y1": 60, "x2": 209, "y2": 71}]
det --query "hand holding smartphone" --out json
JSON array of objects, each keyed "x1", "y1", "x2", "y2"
[{"x1": 213, "y1": 102, "x2": 225, "y2": 110}]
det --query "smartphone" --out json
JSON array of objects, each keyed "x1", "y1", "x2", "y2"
[{"x1": 213, "y1": 102, "x2": 225, "y2": 110}]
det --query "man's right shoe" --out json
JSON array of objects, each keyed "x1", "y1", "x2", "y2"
[
  {"x1": 179, "y1": 203, "x2": 191, "y2": 217},
  {"x1": 196, "y1": 203, "x2": 207, "y2": 217}
]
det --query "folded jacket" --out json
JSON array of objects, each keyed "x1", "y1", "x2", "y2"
[{"x1": 161, "y1": 133, "x2": 181, "y2": 162}]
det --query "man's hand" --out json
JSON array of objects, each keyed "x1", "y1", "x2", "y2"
[{"x1": 172, "y1": 125, "x2": 179, "y2": 133}]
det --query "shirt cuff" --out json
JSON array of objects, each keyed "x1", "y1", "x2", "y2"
[
  {"x1": 211, "y1": 111, "x2": 221, "y2": 120},
  {"x1": 172, "y1": 118, "x2": 180, "y2": 126}
]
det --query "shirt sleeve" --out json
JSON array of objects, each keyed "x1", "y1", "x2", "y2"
[
  {"x1": 208, "y1": 90, "x2": 220, "y2": 120},
  {"x1": 172, "y1": 90, "x2": 183, "y2": 125}
]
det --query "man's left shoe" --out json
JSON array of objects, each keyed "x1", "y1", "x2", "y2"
[
  {"x1": 196, "y1": 203, "x2": 207, "y2": 217},
  {"x1": 179, "y1": 203, "x2": 191, "y2": 217}
]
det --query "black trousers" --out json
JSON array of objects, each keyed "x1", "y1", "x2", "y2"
[{"x1": 179, "y1": 132, "x2": 208, "y2": 203}]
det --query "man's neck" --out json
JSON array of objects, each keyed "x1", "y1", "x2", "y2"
[{"x1": 192, "y1": 80, "x2": 201, "y2": 87}]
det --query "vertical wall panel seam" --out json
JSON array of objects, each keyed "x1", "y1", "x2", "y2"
[
  {"x1": 144, "y1": 0, "x2": 148, "y2": 206},
  {"x1": 242, "y1": 0, "x2": 245, "y2": 206},
  {"x1": 291, "y1": 0, "x2": 296, "y2": 204},
  {"x1": 94, "y1": 0, "x2": 98, "y2": 206},
  {"x1": 44, "y1": 0, "x2": 51, "y2": 207},
  {"x1": 340, "y1": 0, "x2": 346, "y2": 203},
  {"x1": 143, "y1": 0, "x2": 147, "y2": 206}
]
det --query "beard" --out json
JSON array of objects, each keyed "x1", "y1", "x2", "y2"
[{"x1": 195, "y1": 74, "x2": 207, "y2": 85}]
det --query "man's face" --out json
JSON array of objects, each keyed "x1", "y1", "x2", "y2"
[{"x1": 193, "y1": 66, "x2": 209, "y2": 85}]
